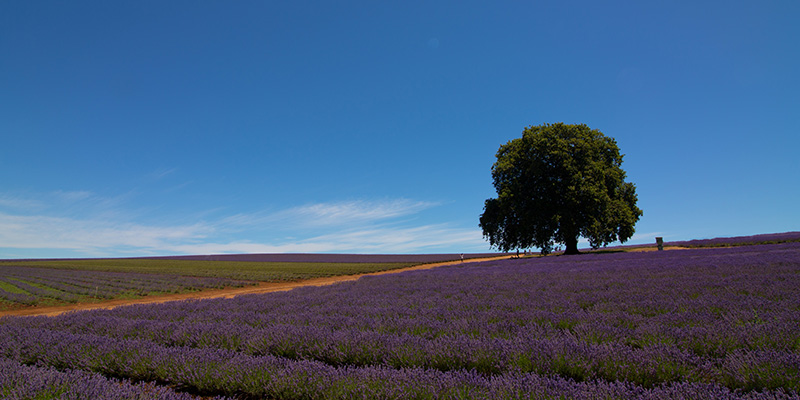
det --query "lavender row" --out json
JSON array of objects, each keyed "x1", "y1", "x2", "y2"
[
  {"x1": 1, "y1": 265, "x2": 252, "y2": 291},
  {"x1": 2, "y1": 243, "x2": 798, "y2": 396},
  {"x1": 0, "y1": 326, "x2": 794, "y2": 400},
  {"x1": 13, "y1": 311, "x2": 800, "y2": 392},
  {"x1": 0, "y1": 358, "x2": 220, "y2": 400},
  {"x1": 0, "y1": 288, "x2": 37, "y2": 305},
  {"x1": 0, "y1": 265, "x2": 252, "y2": 305},
  {"x1": 5, "y1": 273, "x2": 128, "y2": 299},
  {"x1": 74, "y1": 247, "x2": 795, "y2": 331},
  {"x1": 666, "y1": 231, "x2": 800, "y2": 248},
  {"x1": 0, "y1": 276, "x2": 82, "y2": 302}
]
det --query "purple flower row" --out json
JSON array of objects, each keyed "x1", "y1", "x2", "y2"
[
  {"x1": 0, "y1": 357, "x2": 220, "y2": 400},
  {"x1": 0, "y1": 265, "x2": 251, "y2": 305},
  {"x1": 11, "y1": 244, "x2": 793, "y2": 387},
  {"x1": 12, "y1": 304, "x2": 798, "y2": 391},
  {"x1": 0, "y1": 276, "x2": 82, "y2": 302},
  {"x1": 0, "y1": 326, "x2": 795, "y2": 400},
  {"x1": 666, "y1": 231, "x2": 800, "y2": 248},
  {"x1": 1, "y1": 242, "x2": 799, "y2": 398},
  {"x1": 0, "y1": 288, "x2": 38, "y2": 305}
]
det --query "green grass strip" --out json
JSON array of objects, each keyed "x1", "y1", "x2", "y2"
[
  {"x1": 0, "y1": 280, "x2": 28, "y2": 294},
  {"x1": 0, "y1": 259, "x2": 420, "y2": 282}
]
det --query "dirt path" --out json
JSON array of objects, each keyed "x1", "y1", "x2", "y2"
[{"x1": 0, "y1": 255, "x2": 512, "y2": 318}]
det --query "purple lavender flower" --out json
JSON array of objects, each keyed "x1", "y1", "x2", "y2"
[{"x1": 1, "y1": 242, "x2": 799, "y2": 399}]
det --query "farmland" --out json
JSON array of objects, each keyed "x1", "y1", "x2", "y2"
[
  {"x1": 665, "y1": 231, "x2": 800, "y2": 248},
  {"x1": 1, "y1": 242, "x2": 799, "y2": 399},
  {"x1": 0, "y1": 254, "x2": 497, "y2": 310},
  {"x1": 0, "y1": 264, "x2": 254, "y2": 309}
]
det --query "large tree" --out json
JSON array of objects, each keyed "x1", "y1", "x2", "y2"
[{"x1": 479, "y1": 123, "x2": 642, "y2": 255}]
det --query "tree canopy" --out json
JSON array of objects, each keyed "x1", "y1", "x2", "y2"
[{"x1": 479, "y1": 123, "x2": 642, "y2": 255}]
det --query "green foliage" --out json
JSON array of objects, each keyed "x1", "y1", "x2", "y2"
[
  {"x1": 480, "y1": 123, "x2": 642, "y2": 254},
  {"x1": 0, "y1": 259, "x2": 418, "y2": 282},
  {"x1": 0, "y1": 281, "x2": 26, "y2": 294}
]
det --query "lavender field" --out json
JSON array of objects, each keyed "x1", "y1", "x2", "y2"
[
  {"x1": 666, "y1": 231, "x2": 800, "y2": 248},
  {"x1": 0, "y1": 265, "x2": 252, "y2": 309},
  {"x1": 0, "y1": 255, "x2": 477, "y2": 309},
  {"x1": 1, "y1": 242, "x2": 799, "y2": 399}
]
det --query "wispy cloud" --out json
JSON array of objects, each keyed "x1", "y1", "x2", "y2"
[
  {"x1": 302, "y1": 224, "x2": 486, "y2": 253},
  {"x1": 219, "y1": 199, "x2": 439, "y2": 230},
  {"x1": 282, "y1": 199, "x2": 439, "y2": 226},
  {"x1": 149, "y1": 167, "x2": 178, "y2": 180},
  {"x1": 158, "y1": 224, "x2": 486, "y2": 255},
  {"x1": 0, "y1": 212, "x2": 212, "y2": 256},
  {"x1": 53, "y1": 190, "x2": 93, "y2": 202},
  {"x1": 0, "y1": 194, "x2": 46, "y2": 211},
  {"x1": 0, "y1": 195, "x2": 487, "y2": 257}
]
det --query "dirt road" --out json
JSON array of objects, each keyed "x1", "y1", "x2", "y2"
[{"x1": 0, "y1": 255, "x2": 512, "y2": 318}]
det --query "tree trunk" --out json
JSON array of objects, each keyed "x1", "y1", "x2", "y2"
[{"x1": 564, "y1": 237, "x2": 580, "y2": 255}]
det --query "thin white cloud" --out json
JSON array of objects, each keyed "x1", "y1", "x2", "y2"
[
  {"x1": 53, "y1": 190, "x2": 93, "y2": 202},
  {"x1": 0, "y1": 194, "x2": 45, "y2": 211},
  {"x1": 220, "y1": 199, "x2": 439, "y2": 229},
  {"x1": 303, "y1": 224, "x2": 487, "y2": 253},
  {"x1": 282, "y1": 199, "x2": 439, "y2": 226},
  {"x1": 0, "y1": 196, "x2": 487, "y2": 257},
  {"x1": 0, "y1": 212, "x2": 212, "y2": 256},
  {"x1": 160, "y1": 224, "x2": 487, "y2": 255},
  {"x1": 149, "y1": 167, "x2": 178, "y2": 180}
]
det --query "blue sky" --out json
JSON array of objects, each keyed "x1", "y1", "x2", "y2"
[{"x1": 1, "y1": 1, "x2": 798, "y2": 258}]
